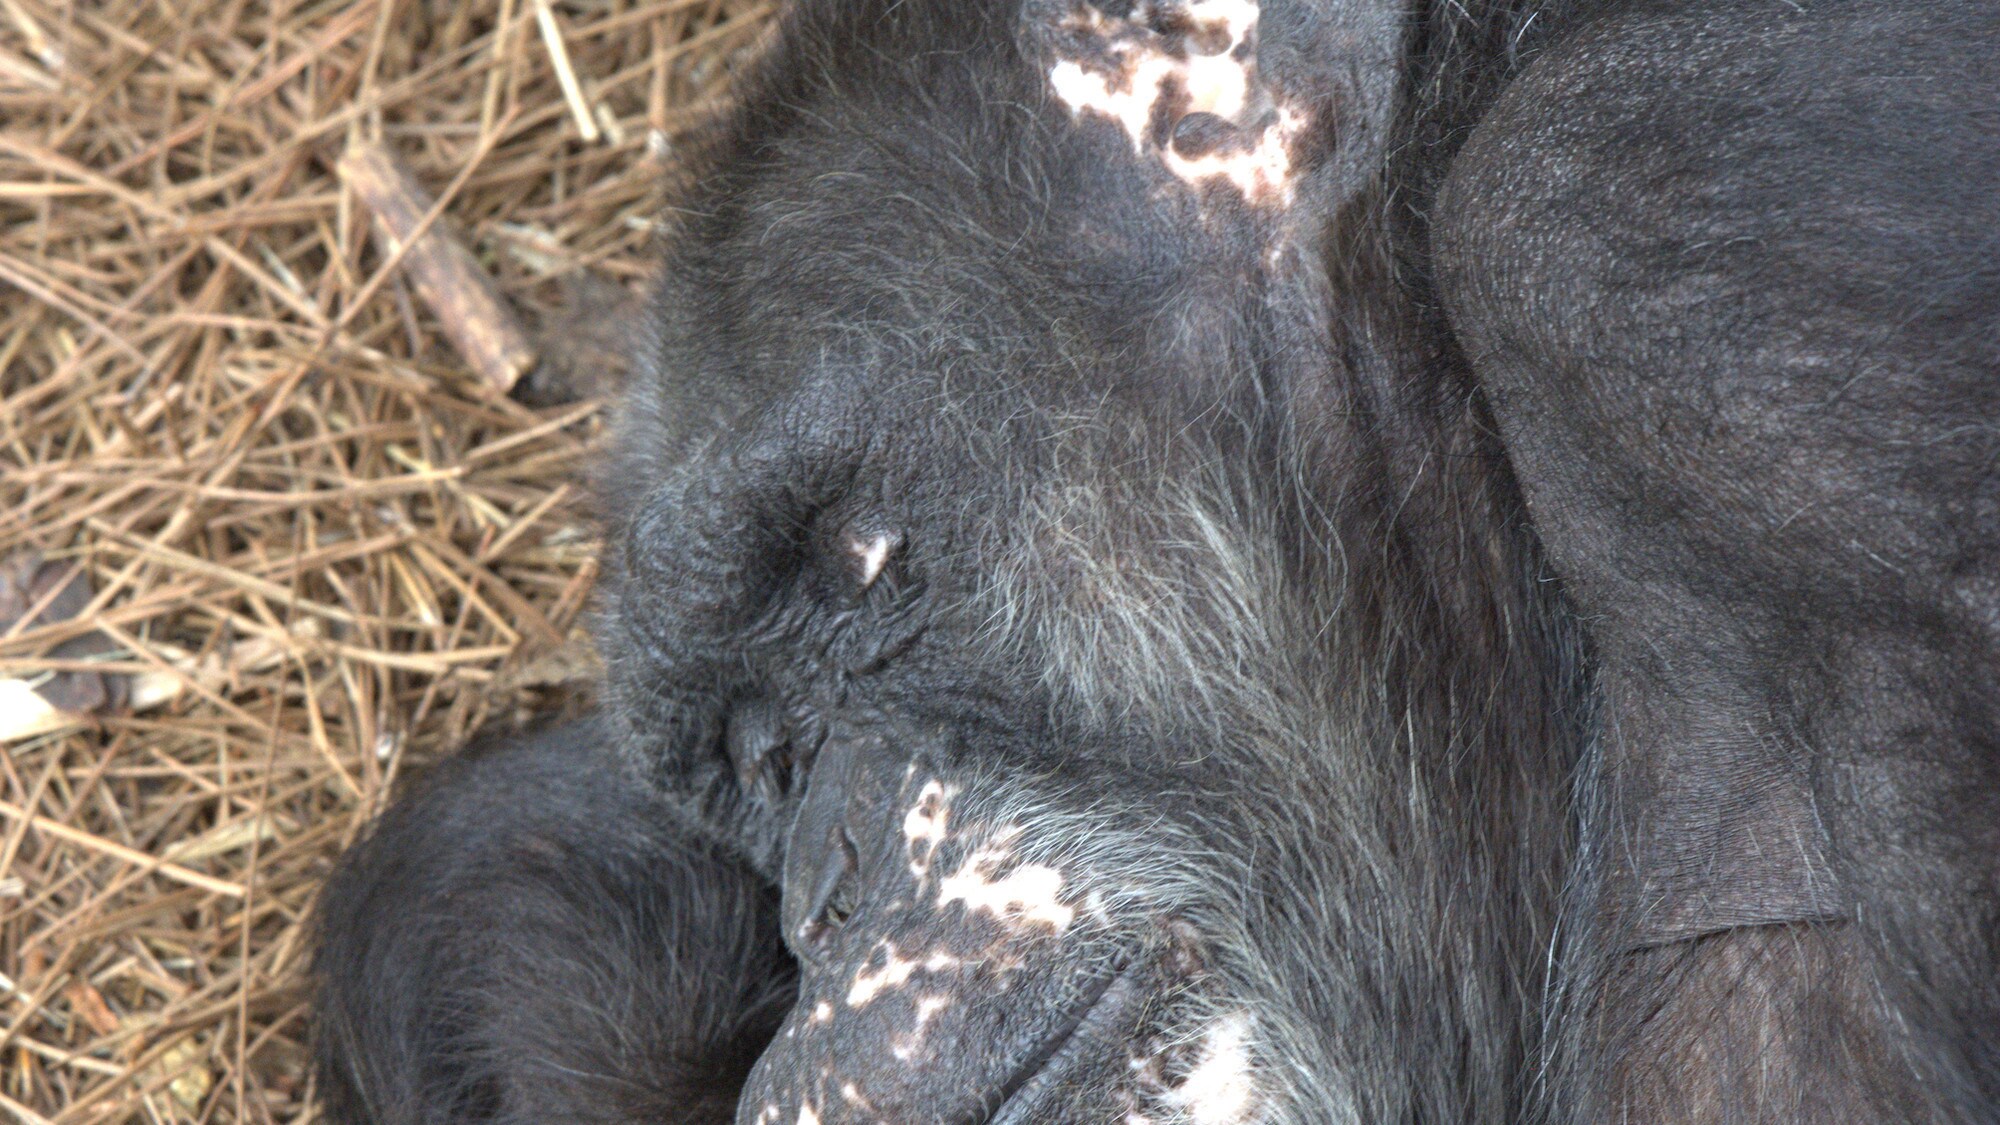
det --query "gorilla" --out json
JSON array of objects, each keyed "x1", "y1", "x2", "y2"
[{"x1": 312, "y1": 0, "x2": 2000, "y2": 1121}]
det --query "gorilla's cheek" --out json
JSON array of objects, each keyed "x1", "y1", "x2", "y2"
[{"x1": 740, "y1": 761, "x2": 1265, "y2": 1125}]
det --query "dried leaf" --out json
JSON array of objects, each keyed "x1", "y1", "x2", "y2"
[{"x1": 62, "y1": 981, "x2": 121, "y2": 1036}]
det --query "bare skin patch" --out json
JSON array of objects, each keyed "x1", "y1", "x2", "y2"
[{"x1": 1045, "y1": 0, "x2": 1305, "y2": 205}]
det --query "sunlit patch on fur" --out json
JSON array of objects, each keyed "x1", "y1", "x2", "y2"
[
  {"x1": 903, "y1": 779, "x2": 954, "y2": 878},
  {"x1": 888, "y1": 994, "x2": 957, "y2": 1063},
  {"x1": 1084, "y1": 888, "x2": 1116, "y2": 924},
  {"x1": 936, "y1": 828, "x2": 1076, "y2": 932},
  {"x1": 915, "y1": 994, "x2": 952, "y2": 1029},
  {"x1": 1126, "y1": 1012, "x2": 1265, "y2": 1125},
  {"x1": 796, "y1": 1103, "x2": 821, "y2": 1125},
  {"x1": 846, "y1": 941, "x2": 963, "y2": 1007},
  {"x1": 1048, "y1": 0, "x2": 1259, "y2": 142},
  {"x1": 1045, "y1": 0, "x2": 1305, "y2": 205},
  {"x1": 1168, "y1": 1014, "x2": 1260, "y2": 1124},
  {"x1": 1162, "y1": 104, "x2": 1305, "y2": 204}
]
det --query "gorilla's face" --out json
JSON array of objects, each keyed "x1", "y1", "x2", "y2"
[
  {"x1": 607, "y1": 233, "x2": 1316, "y2": 1125},
  {"x1": 596, "y1": 3, "x2": 1546, "y2": 1123},
  {"x1": 609, "y1": 344, "x2": 1307, "y2": 1124},
  {"x1": 610, "y1": 396, "x2": 1319, "y2": 1125}
]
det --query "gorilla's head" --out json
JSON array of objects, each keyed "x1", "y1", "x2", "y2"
[{"x1": 596, "y1": 2, "x2": 1577, "y2": 1121}]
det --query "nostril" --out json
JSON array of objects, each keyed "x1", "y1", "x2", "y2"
[{"x1": 793, "y1": 825, "x2": 861, "y2": 954}]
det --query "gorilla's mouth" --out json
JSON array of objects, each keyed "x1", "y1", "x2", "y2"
[{"x1": 984, "y1": 959, "x2": 1144, "y2": 1125}]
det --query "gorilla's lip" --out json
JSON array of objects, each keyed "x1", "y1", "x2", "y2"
[{"x1": 982, "y1": 960, "x2": 1143, "y2": 1125}]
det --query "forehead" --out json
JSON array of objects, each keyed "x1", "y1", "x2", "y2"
[
  {"x1": 632, "y1": 0, "x2": 1302, "y2": 505},
  {"x1": 667, "y1": 5, "x2": 1266, "y2": 344}
]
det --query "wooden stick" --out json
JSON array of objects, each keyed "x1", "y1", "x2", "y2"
[
  {"x1": 532, "y1": 0, "x2": 603, "y2": 143},
  {"x1": 337, "y1": 140, "x2": 538, "y2": 393}
]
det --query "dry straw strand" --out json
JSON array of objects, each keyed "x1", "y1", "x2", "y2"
[{"x1": 0, "y1": 0, "x2": 774, "y2": 1118}]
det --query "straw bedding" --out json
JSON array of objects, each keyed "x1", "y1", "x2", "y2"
[{"x1": 0, "y1": 1, "x2": 773, "y2": 1118}]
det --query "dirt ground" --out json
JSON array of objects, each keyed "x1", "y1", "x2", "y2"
[{"x1": 0, "y1": 1, "x2": 772, "y2": 1118}]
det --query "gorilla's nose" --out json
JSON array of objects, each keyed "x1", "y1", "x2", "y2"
[
  {"x1": 788, "y1": 818, "x2": 861, "y2": 959},
  {"x1": 781, "y1": 738, "x2": 867, "y2": 964}
]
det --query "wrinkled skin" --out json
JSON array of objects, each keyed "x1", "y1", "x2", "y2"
[{"x1": 313, "y1": 0, "x2": 2000, "y2": 1122}]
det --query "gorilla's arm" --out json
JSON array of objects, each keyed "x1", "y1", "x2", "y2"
[
  {"x1": 1438, "y1": 3, "x2": 2000, "y2": 1119},
  {"x1": 312, "y1": 718, "x2": 796, "y2": 1124}
]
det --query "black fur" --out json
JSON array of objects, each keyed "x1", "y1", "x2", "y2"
[
  {"x1": 314, "y1": 0, "x2": 2000, "y2": 1121},
  {"x1": 1437, "y1": 4, "x2": 2000, "y2": 1118},
  {"x1": 313, "y1": 721, "x2": 795, "y2": 1123}
]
